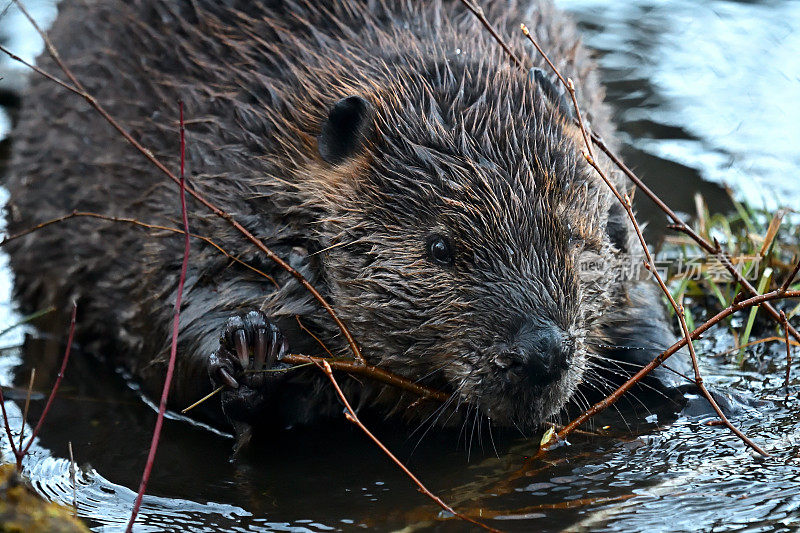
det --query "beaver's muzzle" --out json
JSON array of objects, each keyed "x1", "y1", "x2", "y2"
[{"x1": 503, "y1": 320, "x2": 574, "y2": 387}]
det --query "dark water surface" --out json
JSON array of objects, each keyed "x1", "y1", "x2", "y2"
[{"x1": 1, "y1": 1, "x2": 799, "y2": 531}]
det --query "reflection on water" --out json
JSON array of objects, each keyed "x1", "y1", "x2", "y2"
[
  {"x1": 559, "y1": 0, "x2": 800, "y2": 212},
  {"x1": 1, "y1": 1, "x2": 799, "y2": 531}
]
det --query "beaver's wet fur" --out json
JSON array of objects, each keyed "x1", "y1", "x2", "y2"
[{"x1": 5, "y1": 0, "x2": 688, "y2": 435}]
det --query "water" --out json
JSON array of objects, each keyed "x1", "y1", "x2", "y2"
[{"x1": 1, "y1": 1, "x2": 799, "y2": 531}]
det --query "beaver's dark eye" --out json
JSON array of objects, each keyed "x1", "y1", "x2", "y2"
[{"x1": 426, "y1": 234, "x2": 454, "y2": 266}]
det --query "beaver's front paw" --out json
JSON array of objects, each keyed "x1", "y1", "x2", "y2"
[{"x1": 208, "y1": 310, "x2": 289, "y2": 425}]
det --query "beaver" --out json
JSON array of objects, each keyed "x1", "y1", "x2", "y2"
[{"x1": 4, "y1": 0, "x2": 689, "y2": 439}]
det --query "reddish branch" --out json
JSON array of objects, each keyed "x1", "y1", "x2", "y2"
[
  {"x1": 282, "y1": 354, "x2": 448, "y2": 402},
  {"x1": 556, "y1": 289, "x2": 800, "y2": 442},
  {"x1": 581, "y1": 154, "x2": 768, "y2": 456},
  {"x1": 0, "y1": 303, "x2": 77, "y2": 471},
  {"x1": 316, "y1": 360, "x2": 500, "y2": 533},
  {"x1": 0, "y1": 210, "x2": 278, "y2": 288},
  {"x1": 126, "y1": 102, "x2": 190, "y2": 532}
]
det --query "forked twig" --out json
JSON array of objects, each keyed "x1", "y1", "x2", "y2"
[
  {"x1": 581, "y1": 154, "x2": 768, "y2": 456},
  {"x1": 522, "y1": 9, "x2": 766, "y2": 453}
]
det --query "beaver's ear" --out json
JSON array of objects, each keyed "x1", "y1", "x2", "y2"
[
  {"x1": 529, "y1": 68, "x2": 574, "y2": 120},
  {"x1": 318, "y1": 95, "x2": 374, "y2": 165}
]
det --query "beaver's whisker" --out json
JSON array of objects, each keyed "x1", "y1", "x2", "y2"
[
  {"x1": 467, "y1": 407, "x2": 481, "y2": 461},
  {"x1": 307, "y1": 238, "x2": 365, "y2": 257},
  {"x1": 586, "y1": 356, "x2": 693, "y2": 399},
  {"x1": 487, "y1": 416, "x2": 500, "y2": 459},
  {"x1": 581, "y1": 369, "x2": 657, "y2": 420},
  {"x1": 413, "y1": 358, "x2": 457, "y2": 385},
  {"x1": 409, "y1": 380, "x2": 463, "y2": 445}
]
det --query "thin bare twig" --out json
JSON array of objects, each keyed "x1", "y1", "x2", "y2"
[
  {"x1": 519, "y1": 24, "x2": 594, "y2": 159},
  {"x1": 0, "y1": 385, "x2": 19, "y2": 461},
  {"x1": 782, "y1": 311, "x2": 792, "y2": 394},
  {"x1": 126, "y1": 102, "x2": 191, "y2": 532},
  {"x1": 316, "y1": 360, "x2": 500, "y2": 532},
  {"x1": 581, "y1": 154, "x2": 767, "y2": 456},
  {"x1": 180, "y1": 354, "x2": 448, "y2": 414},
  {"x1": 473, "y1": 3, "x2": 800, "y2": 346},
  {"x1": 780, "y1": 258, "x2": 800, "y2": 293},
  {"x1": 458, "y1": 0, "x2": 522, "y2": 68},
  {"x1": 18, "y1": 368, "x2": 35, "y2": 451},
  {"x1": 594, "y1": 137, "x2": 800, "y2": 344},
  {"x1": 68, "y1": 440, "x2": 77, "y2": 515},
  {"x1": 712, "y1": 335, "x2": 800, "y2": 359},
  {"x1": 525, "y1": 4, "x2": 764, "y2": 453},
  {"x1": 556, "y1": 289, "x2": 800, "y2": 443},
  {"x1": 1, "y1": 210, "x2": 278, "y2": 288},
  {"x1": 0, "y1": 303, "x2": 79, "y2": 473},
  {"x1": 20, "y1": 304, "x2": 76, "y2": 457},
  {"x1": 522, "y1": 16, "x2": 768, "y2": 446},
  {"x1": 519, "y1": 14, "x2": 770, "y2": 455},
  {"x1": 282, "y1": 354, "x2": 449, "y2": 402},
  {"x1": 180, "y1": 386, "x2": 224, "y2": 414}
]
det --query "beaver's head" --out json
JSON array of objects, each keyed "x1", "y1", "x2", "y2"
[{"x1": 301, "y1": 62, "x2": 625, "y2": 431}]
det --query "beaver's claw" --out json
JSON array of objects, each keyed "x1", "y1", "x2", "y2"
[{"x1": 209, "y1": 310, "x2": 289, "y2": 425}]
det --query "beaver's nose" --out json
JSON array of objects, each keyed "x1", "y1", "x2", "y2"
[{"x1": 518, "y1": 322, "x2": 573, "y2": 386}]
